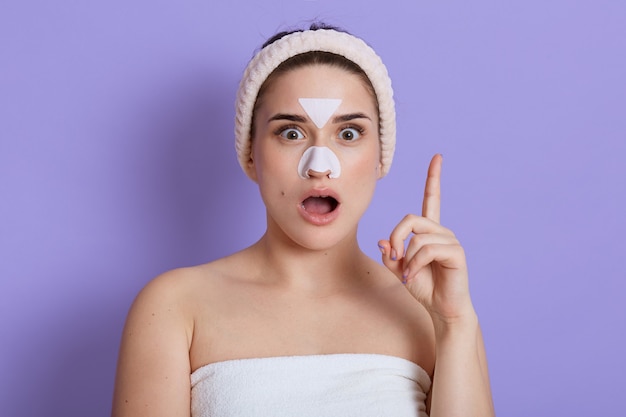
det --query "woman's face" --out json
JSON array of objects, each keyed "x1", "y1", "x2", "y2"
[{"x1": 249, "y1": 64, "x2": 381, "y2": 251}]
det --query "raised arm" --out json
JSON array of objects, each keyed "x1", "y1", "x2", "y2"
[
  {"x1": 378, "y1": 154, "x2": 495, "y2": 416},
  {"x1": 111, "y1": 271, "x2": 193, "y2": 417}
]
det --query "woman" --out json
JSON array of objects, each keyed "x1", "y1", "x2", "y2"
[{"x1": 112, "y1": 23, "x2": 495, "y2": 417}]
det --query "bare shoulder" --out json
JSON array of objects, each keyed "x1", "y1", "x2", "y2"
[
  {"x1": 131, "y1": 250, "x2": 248, "y2": 312},
  {"x1": 112, "y1": 255, "x2": 244, "y2": 417},
  {"x1": 120, "y1": 251, "x2": 249, "y2": 349},
  {"x1": 123, "y1": 250, "x2": 258, "y2": 343}
]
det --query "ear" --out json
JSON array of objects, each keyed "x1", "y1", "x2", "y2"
[
  {"x1": 376, "y1": 159, "x2": 383, "y2": 180},
  {"x1": 246, "y1": 149, "x2": 258, "y2": 182}
]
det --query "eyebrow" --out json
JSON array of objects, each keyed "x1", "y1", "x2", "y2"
[
  {"x1": 267, "y1": 112, "x2": 372, "y2": 124},
  {"x1": 332, "y1": 113, "x2": 371, "y2": 123},
  {"x1": 268, "y1": 113, "x2": 307, "y2": 123}
]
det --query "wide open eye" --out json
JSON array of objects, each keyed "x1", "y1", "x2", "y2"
[
  {"x1": 280, "y1": 127, "x2": 305, "y2": 140},
  {"x1": 338, "y1": 127, "x2": 362, "y2": 141}
]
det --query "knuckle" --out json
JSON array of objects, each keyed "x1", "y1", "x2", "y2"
[
  {"x1": 421, "y1": 244, "x2": 437, "y2": 258},
  {"x1": 406, "y1": 255, "x2": 420, "y2": 269},
  {"x1": 403, "y1": 213, "x2": 419, "y2": 222},
  {"x1": 409, "y1": 234, "x2": 424, "y2": 246}
]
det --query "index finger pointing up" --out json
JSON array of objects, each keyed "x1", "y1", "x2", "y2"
[{"x1": 421, "y1": 154, "x2": 443, "y2": 224}]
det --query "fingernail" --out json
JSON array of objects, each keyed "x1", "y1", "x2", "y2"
[
  {"x1": 391, "y1": 248, "x2": 397, "y2": 261},
  {"x1": 402, "y1": 269, "x2": 409, "y2": 279},
  {"x1": 401, "y1": 278, "x2": 407, "y2": 285},
  {"x1": 377, "y1": 243, "x2": 385, "y2": 254}
]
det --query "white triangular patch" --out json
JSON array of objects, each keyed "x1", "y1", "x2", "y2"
[{"x1": 298, "y1": 98, "x2": 342, "y2": 128}]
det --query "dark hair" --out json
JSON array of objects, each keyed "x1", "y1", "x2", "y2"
[
  {"x1": 260, "y1": 22, "x2": 348, "y2": 49},
  {"x1": 250, "y1": 23, "x2": 379, "y2": 139}
]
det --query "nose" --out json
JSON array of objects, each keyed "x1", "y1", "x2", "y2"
[
  {"x1": 307, "y1": 168, "x2": 332, "y2": 178},
  {"x1": 297, "y1": 146, "x2": 341, "y2": 179}
]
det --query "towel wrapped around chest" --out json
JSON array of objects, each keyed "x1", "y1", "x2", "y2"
[{"x1": 191, "y1": 353, "x2": 431, "y2": 417}]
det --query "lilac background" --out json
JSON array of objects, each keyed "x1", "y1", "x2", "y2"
[{"x1": 1, "y1": 1, "x2": 624, "y2": 416}]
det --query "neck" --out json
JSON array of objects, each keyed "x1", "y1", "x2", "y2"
[{"x1": 250, "y1": 223, "x2": 371, "y2": 294}]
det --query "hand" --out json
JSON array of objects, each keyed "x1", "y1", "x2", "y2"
[{"x1": 378, "y1": 154, "x2": 474, "y2": 323}]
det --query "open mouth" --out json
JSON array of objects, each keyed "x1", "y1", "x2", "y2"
[{"x1": 301, "y1": 196, "x2": 339, "y2": 215}]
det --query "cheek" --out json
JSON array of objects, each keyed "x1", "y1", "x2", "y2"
[
  {"x1": 253, "y1": 144, "x2": 298, "y2": 190},
  {"x1": 250, "y1": 140, "x2": 272, "y2": 180},
  {"x1": 343, "y1": 145, "x2": 381, "y2": 176}
]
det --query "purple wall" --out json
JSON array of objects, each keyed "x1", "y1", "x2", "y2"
[{"x1": 1, "y1": 1, "x2": 624, "y2": 416}]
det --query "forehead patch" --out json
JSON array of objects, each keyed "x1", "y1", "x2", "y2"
[{"x1": 298, "y1": 98, "x2": 342, "y2": 128}]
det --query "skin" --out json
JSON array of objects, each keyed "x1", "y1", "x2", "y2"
[
  {"x1": 378, "y1": 155, "x2": 495, "y2": 416},
  {"x1": 111, "y1": 64, "x2": 494, "y2": 417}
]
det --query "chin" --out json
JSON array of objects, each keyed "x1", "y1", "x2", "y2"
[{"x1": 287, "y1": 223, "x2": 358, "y2": 252}]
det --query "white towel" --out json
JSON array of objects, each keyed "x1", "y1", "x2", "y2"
[{"x1": 191, "y1": 353, "x2": 431, "y2": 417}]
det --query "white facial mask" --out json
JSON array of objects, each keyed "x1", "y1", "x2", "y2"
[
  {"x1": 298, "y1": 146, "x2": 341, "y2": 179},
  {"x1": 298, "y1": 98, "x2": 342, "y2": 128}
]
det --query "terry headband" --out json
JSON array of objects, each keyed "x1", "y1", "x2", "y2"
[{"x1": 234, "y1": 28, "x2": 396, "y2": 178}]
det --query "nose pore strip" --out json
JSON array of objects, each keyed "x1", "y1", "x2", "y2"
[{"x1": 298, "y1": 146, "x2": 341, "y2": 179}]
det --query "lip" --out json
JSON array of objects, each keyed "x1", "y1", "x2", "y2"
[{"x1": 297, "y1": 187, "x2": 342, "y2": 226}]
